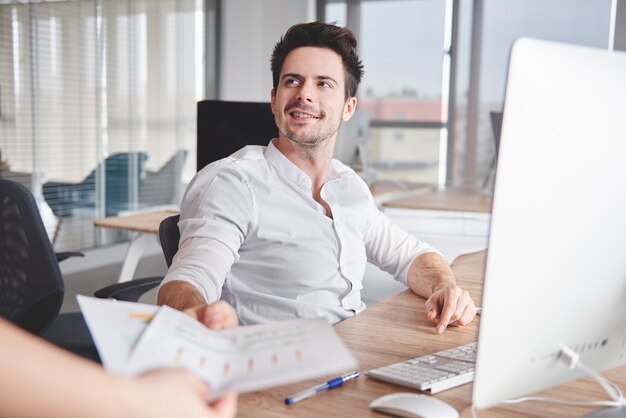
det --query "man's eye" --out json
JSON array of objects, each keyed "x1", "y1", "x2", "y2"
[
  {"x1": 319, "y1": 81, "x2": 332, "y2": 88},
  {"x1": 286, "y1": 79, "x2": 300, "y2": 86}
]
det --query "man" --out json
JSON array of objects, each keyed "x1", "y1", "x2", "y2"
[{"x1": 158, "y1": 22, "x2": 476, "y2": 334}]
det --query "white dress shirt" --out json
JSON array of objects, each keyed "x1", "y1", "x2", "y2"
[{"x1": 160, "y1": 140, "x2": 437, "y2": 325}]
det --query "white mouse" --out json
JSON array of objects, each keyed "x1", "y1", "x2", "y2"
[{"x1": 369, "y1": 392, "x2": 460, "y2": 418}]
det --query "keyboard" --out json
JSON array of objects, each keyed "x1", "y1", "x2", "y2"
[{"x1": 365, "y1": 342, "x2": 477, "y2": 394}]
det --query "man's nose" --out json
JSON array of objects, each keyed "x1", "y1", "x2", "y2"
[{"x1": 296, "y1": 81, "x2": 315, "y2": 102}]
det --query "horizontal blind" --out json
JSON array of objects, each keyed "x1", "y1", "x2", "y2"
[{"x1": 0, "y1": 0, "x2": 204, "y2": 251}]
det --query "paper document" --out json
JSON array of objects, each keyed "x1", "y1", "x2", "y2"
[
  {"x1": 77, "y1": 295, "x2": 157, "y2": 373},
  {"x1": 77, "y1": 296, "x2": 357, "y2": 397}
]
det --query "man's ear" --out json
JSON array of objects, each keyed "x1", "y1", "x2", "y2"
[
  {"x1": 342, "y1": 97, "x2": 357, "y2": 122},
  {"x1": 270, "y1": 88, "x2": 276, "y2": 114}
]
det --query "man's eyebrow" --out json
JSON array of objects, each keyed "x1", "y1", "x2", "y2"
[
  {"x1": 317, "y1": 75, "x2": 338, "y2": 85},
  {"x1": 280, "y1": 73, "x2": 339, "y2": 85},
  {"x1": 281, "y1": 73, "x2": 303, "y2": 80}
]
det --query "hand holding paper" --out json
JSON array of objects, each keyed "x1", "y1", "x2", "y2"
[{"x1": 77, "y1": 296, "x2": 357, "y2": 397}]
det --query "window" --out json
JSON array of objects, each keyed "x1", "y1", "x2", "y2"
[
  {"x1": 0, "y1": 0, "x2": 205, "y2": 251},
  {"x1": 326, "y1": 0, "x2": 452, "y2": 186},
  {"x1": 461, "y1": 0, "x2": 614, "y2": 185},
  {"x1": 324, "y1": 0, "x2": 617, "y2": 189}
]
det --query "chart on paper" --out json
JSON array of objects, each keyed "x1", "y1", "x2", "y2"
[
  {"x1": 78, "y1": 297, "x2": 357, "y2": 397},
  {"x1": 128, "y1": 306, "x2": 356, "y2": 395}
]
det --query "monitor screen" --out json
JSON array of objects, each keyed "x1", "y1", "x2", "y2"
[
  {"x1": 197, "y1": 100, "x2": 278, "y2": 171},
  {"x1": 333, "y1": 110, "x2": 370, "y2": 168},
  {"x1": 473, "y1": 38, "x2": 626, "y2": 410},
  {"x1": 489, "y1": 111, "x2": 502, "y2": 156}
]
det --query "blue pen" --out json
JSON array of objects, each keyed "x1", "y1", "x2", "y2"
[{"x1": 285, "y1": 371, "x2": 360, "y2": 405}]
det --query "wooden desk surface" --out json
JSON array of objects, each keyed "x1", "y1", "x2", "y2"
[
  {"x1": 93, "y1": 210, "x2": 177, "y2": 234},
  {"x1": 237, "y1": 251, "x2": 626, "y2": 417},
  {"x1": 383, "y1": 186, "x2": 492, "y2": 213}
]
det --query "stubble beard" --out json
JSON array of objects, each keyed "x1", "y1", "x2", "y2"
[{"x1": 276, "y1": 112, "x2": 342, "y2": 152}]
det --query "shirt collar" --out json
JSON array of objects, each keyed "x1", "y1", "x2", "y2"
[{"x1": 264, "y1": 139, "x2": 350, "y2": 189}]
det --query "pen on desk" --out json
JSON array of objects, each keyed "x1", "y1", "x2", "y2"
[{"x1": 284, "y1": 371, "x2": 360, "y2": 405}]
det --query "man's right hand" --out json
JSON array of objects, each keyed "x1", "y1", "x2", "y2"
[
  {"x1": 158, "y1": 281, "x2": 239, "y2": 330},
  {"x1": 184, "y1": 301, "x2": 238, "y2": 330}
]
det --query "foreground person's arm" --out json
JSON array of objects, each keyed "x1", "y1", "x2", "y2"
[{"x1": 0, "y1": 318, "x2": 237, "y2": 418}]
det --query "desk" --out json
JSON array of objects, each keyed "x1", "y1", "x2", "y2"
[
  {"x1": 383, "y1": 185, "x2": 492, "y2": 213},
  {"x1": 237, "y1": 251, "x2": 626, "y2": 418},
  {"x1": 369, "y1": 180, "x2": 433, "y2": 207},
  {"x1": 93, "y1": 211, "x2": 176, "y2": 283}
]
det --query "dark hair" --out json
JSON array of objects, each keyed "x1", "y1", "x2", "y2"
[{"x1": 271, "y1": 22, "x2": 364, "y2": 100}]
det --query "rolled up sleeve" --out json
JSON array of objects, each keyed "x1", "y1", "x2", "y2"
[
  {"x1": 159, "y1": 164, "x2": 255, "y2": 302},
  {"x1": 364, "y1": 203, "x2": 440, "y2": 286}
]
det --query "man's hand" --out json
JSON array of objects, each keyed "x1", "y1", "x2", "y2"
[
  {"x1": 406, "y1": 252, "x2": 477, "y2": 334},
  {"x1": 425, "y1": 286, "x2": 476, "y2": 334},
  {"x1": 183, "y1": 301, "x2": 238, "y2": 330},
  {"x1": 158, "y1": 281, "x2": 238, "y2": 330}
]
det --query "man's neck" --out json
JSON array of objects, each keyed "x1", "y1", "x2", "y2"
[{"x1": 274, "y1": 137, "x2": 335, "y2": 191}]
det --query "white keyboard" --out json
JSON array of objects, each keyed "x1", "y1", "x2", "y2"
[{"x1": 366, "y1": 342, "x2": 477, "y2": 394}]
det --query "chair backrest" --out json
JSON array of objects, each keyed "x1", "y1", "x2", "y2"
[
  {"x1": 0, "y1": 179, "x2": 64, "y2": 335},
  {"x1": 197, "y1": 100, "x2": 277, "y2": 171},
  {"x1": 43, "y1": 151, "x2": 148, "y2": 217},
  {"x1": 159, "y1": 214, "x2": 180, "y2": 267}
]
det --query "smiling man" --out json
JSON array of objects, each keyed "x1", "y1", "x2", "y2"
[{"x1": 157, "y1": 22, "x2": 477, "y2": 334}]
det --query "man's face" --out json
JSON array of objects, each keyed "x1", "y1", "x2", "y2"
[{"x1": 271, "y1": 47, "x2": 356, "y2": 148}]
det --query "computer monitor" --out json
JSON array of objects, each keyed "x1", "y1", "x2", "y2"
[
  {"x1": 481, "y1": 111, "x2": 503, "y2": 194},
  {"x1": 473, "y1": 38, "x2": 626, "y2": 410},
  {"x1": 333, "y1": 110, "x2": 370, "y2": 168},
  {"x1": 489, "y1": 111, "x2": 502, "y2": 156}
]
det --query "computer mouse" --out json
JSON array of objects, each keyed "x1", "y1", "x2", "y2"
[{"x1": 369, "y1": 392, "x2": 460, "y2": 418}]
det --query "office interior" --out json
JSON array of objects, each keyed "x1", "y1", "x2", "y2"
[{"x1": 0, "y1": 0, "x2": 625, "y2": 314}]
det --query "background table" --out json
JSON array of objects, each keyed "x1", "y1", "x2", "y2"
[{"x1": 93, "y1": 210, "x2": 176, "y2": 282}]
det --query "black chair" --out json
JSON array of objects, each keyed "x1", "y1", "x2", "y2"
[
  {"x1": 94, "y1": 214, "x2": 180, "y2": 300},
  {"x1": 197, "y1": 100, "x2": 277, "y2": 171},
  {"x1": 158, "y1": 214, "x2": 180, "y2": 267},
  {"x1": 0, "y1": 179, "x2": 65, "y2": 335},
  {"x1": 0, "y1": 179, "x2": 170, "y2": 361},
  {"x1": 0, "y1": 179, "x2": 99, "y2": 360}
]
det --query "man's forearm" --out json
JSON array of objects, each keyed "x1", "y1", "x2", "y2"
[
  {"x1": 407, "y1": 252, "x2": 457, "y2": 298},
  {"x1": 157, "y1": 281, "x2": 207, "y2": 311}
]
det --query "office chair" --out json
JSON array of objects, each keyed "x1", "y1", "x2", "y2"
[
  {"x1": 0, "y1": 179, "x2": 65, "y2": 335},
  {"x1": 94, "y1": 214, "x2": 180, "y2": 300},
  {"x1": 0, "y1": 179, "x2": 167, "y2": 361},
  {"x1": 0, "y1": 179, "x2": 99, "y2": 360},
  {"x1": 197, "y1": 100, "x2": 277, "y2": 171},
  {"x1": 43, "y1": 152, "x2": 148, "y2": 217}
]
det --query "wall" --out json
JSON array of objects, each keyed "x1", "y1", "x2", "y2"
[{"x1": 219, "y1": 0, "x2": 315, "y2": 101}]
